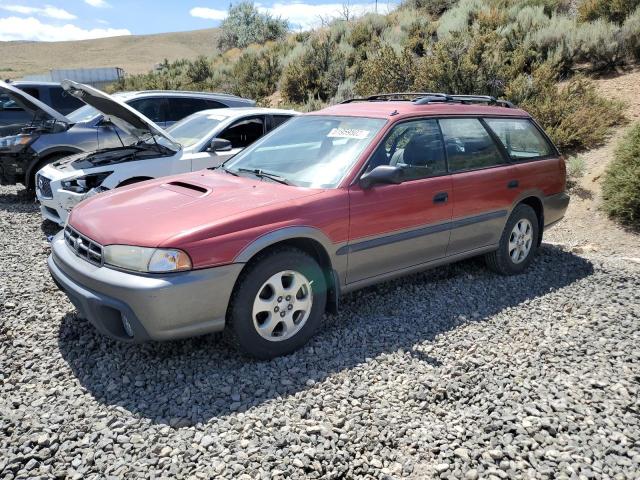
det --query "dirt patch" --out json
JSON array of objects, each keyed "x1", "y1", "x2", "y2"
[{"x1": 545, "y1": 68, "x2": 640, "y2": 258}]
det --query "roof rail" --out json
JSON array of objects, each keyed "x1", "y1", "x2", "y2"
[{"x1": 341, "y1": 92, "x2": 514, "y2": 108}]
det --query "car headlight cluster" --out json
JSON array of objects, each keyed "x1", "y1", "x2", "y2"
[
  {"x1": 103, "y1": 245, "x2": 192, "y2": 273},
  {"x1": 0, "y1": 135, "x2": 33, "y2": 152},
  {"x1": 61, "y1": 171, "x2": 113, "y2": 194}
]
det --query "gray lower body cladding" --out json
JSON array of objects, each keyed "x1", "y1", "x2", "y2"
[
  {"x1": 48, "y1": 231, "x2": 243, "y2": 342},
  {"x1": 543, "y1": 192, "x2": 570, "y2": 227}
]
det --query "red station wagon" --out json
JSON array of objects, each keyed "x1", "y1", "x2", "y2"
[{"x1": 48, "y1": 93, "x2": 570, "y2": 358}]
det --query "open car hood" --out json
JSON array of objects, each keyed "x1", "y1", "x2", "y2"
[
  {"x1": 61, "y1": 80, "x2": 179, "y2": 149},
  {"x1": 0, "y1": 80, "x2": 71, "y2": 124}
]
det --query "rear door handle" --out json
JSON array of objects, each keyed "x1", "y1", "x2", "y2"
[
  {"x1": 507, "y1": 180, "x2": 519, "y2": 189},
  {"x1": 433, "y1": 192, "x2": 449, "y2": 204}
]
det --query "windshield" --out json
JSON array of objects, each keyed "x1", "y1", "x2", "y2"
[
  {"x1": 0, "y1": 92, "x2": 21, "y2": 111},
  {"x1": 167, "y1": 112, "x2": 227, "y2": 148},
  {"x1": 224, "y1": 115, "x2": 386, "y2": 188},
  {"x1": 66, "y1": 104, "x2": 100, "y2": 123},
  {"x1": 66, "y1": 93, "x2": 127, "y2": 124}
]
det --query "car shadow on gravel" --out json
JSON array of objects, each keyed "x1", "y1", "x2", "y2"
[{"x1": 57, "y1": 245, "x2": 594, "y2": 427}]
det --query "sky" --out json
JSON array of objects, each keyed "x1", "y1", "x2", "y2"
[{"x1": 0, "y1": 0, "x2": 398, "y2": 42}]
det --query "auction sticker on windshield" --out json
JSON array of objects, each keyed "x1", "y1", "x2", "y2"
[{"x1": 327, "y1": 128, "x2": 370, "y2": 139}]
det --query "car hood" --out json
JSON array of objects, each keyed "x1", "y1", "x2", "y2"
[
  {"x1": 61, "y1": 80, "x2": 179, "y2": 150},
  {"x1": 52, "y1": 145, "x2": 175, "y2": 171},
  {"x1": 0, "y1": 81, "x2": 70, "y2": 124},
  {"x1": 69, "y1": 170, "x2": 323, "y2": 247}
]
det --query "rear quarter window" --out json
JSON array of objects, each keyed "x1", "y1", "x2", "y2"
[{"x1": 484, "y1": 118, "x2": 553, "y2": 160}]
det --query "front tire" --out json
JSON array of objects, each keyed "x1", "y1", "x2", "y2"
[
  {"x1": 485, "y1": 204, "x2": 539, "y2": 275},
  {"x1": 226, "y1": 247, "x2": 327, "y2": 359}
]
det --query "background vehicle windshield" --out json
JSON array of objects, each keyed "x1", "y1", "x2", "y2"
[
  {"x1": 66, "y1": 104, "x2": 99, "y2": 123},
  {"x1": 166, "y1": 112, "x2": 226, "y2": 148},
  {"x1": 66, "y1": 93, "x2": 127, "y2": 124},
  {"x1": 0, "y1": 93, "x2": 20, "y2": 110},
  {"x1": 225, "y1": 115, "x2": 386, "y2": 188}
]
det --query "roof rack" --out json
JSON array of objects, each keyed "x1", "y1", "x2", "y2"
[{"x1": 341, "y1": 92, "x2": 514, "y2": 108}]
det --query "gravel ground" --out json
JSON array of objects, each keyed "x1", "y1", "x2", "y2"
[{"x1": 1, "y1": 184, "x2": 639, "y2": 479}]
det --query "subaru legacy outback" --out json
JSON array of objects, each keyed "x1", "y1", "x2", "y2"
[{"x1": 47, "y1": 93, "x2": 569, "y2": 359}]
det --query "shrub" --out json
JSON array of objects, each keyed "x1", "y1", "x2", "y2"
[
  {"x1": 230, "y1": 47, "x2": 281, "y2": 101},
  {"x1": 331, "y1": 79, "x2": 357, "y2": 104},
  {"x1": 401, "y1": 0, "x2": 457, "y2": 17},
  {"x1": 280, "y1": 34, "x2": 346, "y2": 103},
  {"x1": 573, "y1": 19, "x2": 626, "y2": 72},
  {"x1": 566, "y1": 155, "x2": 587, "y2": 186},
  {"x1": 414, "y1": 30, "x2": 519, "y2": 96},
  {"x1": 622, "y1": 7, "x2": 640, "y2": 59},
  {"x1": 185, "y1": 56, "x2": 213, "y2": 85},
  {"x1": 506, "y1": 63, "x2": 626, "y2": 152},
  {"x1": 602, "y1": 122, "x2": 640, "y2": 228},
  {"x1": 578, "y1": 0, "x2": 640, "y2": 24},
  {"x1": 218, "y1": 2, "x2": 288, "y2": 51},
  {"x1": 355, "y1": 45, "x2": 417, "y2": 96}
]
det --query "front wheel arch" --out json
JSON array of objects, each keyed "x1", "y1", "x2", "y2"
[
  {"x1": 233, "y1": 236, "x2": 339, "y2": 315},
  {"x1": 25, "y1": 151, "x2": 78, "y2": 190}
]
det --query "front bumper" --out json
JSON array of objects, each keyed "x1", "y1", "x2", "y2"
[
  {"x1": 48, "y1": 231, "x2": 244, "y2": 342},
  {"x1": 36, "y1": 167, "x2": 96, "y2": 226},
  {"x1": 37, "y1": 182, "x2": 82, "y2": 226}
]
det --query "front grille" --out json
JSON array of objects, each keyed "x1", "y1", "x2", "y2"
[
  {"x1": 64, "y1": 226, "x2": 104, "y2": 267},
  {"x1": 37, "y1": 173, "x2": 53, "y2": 198}
]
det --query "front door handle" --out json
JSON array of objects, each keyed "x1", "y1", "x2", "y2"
[
  {"x1": 507, "y1": 179, "x2": 519, "y2": 189},
  {"x1": 433, "y1": 192, "x2": 449, "y2": 204}
]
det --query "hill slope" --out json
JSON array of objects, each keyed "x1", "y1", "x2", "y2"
[{"x1": 0, "y1": 28, "x2": 220, "y2": 80}]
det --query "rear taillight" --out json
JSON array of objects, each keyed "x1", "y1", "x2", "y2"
[{"x1": 559, "y1": 155, "x2": 567, "y2": 191}]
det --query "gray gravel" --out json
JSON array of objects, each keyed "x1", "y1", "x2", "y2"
[{"x1": 1, "y1": 184, "x2": 639, "y2": 479}]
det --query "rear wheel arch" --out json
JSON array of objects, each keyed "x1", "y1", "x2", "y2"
[{"x1": 518, "y1": 196, "x2": 544, "y2": 246}]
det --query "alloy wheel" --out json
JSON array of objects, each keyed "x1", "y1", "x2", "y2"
[{"x1": 252, "y1": 270, "x2": 313, "y2": 342}]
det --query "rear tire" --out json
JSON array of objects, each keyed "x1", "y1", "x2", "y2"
[
  {"x1": 225, "y1": 247, "x2": 327, "y2": 360},
  {"x1": 485, "y1": 204, "x2": 539, "y2": 275}
]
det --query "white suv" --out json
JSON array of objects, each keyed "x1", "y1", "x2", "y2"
[{"x1": 36, "y1": 82, "x2": 297, "y2": 225}]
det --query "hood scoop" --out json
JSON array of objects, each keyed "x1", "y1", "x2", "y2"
[{"x1": 162, "y1": 181, "x2": 210, "y2": 197}]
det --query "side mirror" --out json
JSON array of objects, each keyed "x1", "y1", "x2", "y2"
[
  {"x1": 208, "y1": 138, "x2": 232, "y2": 153},
  {"x1": 359, "y1": 165, "x2": 404, "y2": 189}
]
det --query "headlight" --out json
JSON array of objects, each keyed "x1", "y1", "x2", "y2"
[
  {"x1": 103, "y1": 245, "x2": 192, "y2": 273},
  {"x1": 0, "y1": 135, "x2": 33, "y2": 152},
  {"x1": 61, "y1": 171, "x2": 113, "y2": 194}
]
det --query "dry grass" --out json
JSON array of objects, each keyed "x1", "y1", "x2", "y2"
[{"x1": 0, "y1": 28, "x2": 220, "y2": 80}]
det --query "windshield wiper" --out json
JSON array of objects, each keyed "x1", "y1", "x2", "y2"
[
  {"x1": 236, "y1": 168, "x2": 291, "y2": 185},
  {"x1": 210, "y1": 165, "x2": 238, "y2": 176}
]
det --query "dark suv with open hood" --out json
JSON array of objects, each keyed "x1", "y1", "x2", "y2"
[{"x1": 0, "y1": 80, "x2": 254, "y2": 190}]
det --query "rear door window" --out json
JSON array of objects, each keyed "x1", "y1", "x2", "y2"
[
  {"x1": 218, "y1": 116, "x2": 265, "y2": 148},
  {"x1": 439, "y1": 118, "x2": 506, "y2": 172},
  {"x1": 49, "y1": 87, "x2": 84, "y2": 113},
  {"x1": 165, "y1": 97, "x2": 211, "y2": 122},
  {"x1": 20, "y1": 87, "x2": 40, "y2": 99},
  {"x1": 128, "y1": 98, "x2": 167, "y2": 124},
  {"x1": 484, "y1": 118, "x2": 553, "y2": 160}
]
